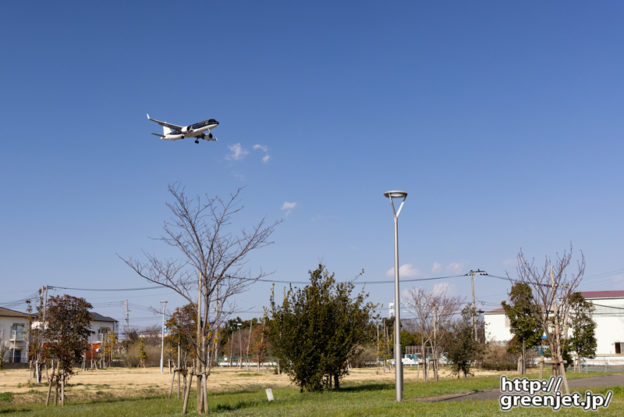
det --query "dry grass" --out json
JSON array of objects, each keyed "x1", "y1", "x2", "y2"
[{"x1": 0, "y1": 365, "x2": 505, "y2": 404}]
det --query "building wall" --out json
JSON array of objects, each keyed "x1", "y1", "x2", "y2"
[
  {"x1": 484, "y1": 297, "x2": 624, "y2": 355},
  {"x1": 484, "y1": 313, "x2": 512, "y2": 343},
  {"x1": 591, "y1": 298, "x2": 624, "y2": 355},
  {"x1": 0, "y1": 316, "x2": 30, "y2": 363},
  {"x1": 88, "y1": 320, "x2": 117, "y2": 344}
]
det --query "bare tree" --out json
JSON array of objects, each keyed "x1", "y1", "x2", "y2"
[
  {"x1": 514, "y1": 246, "x2": 585, "y2": 394},
  {"x1": 405, "y1": 287, "x2": 462, "y2": 381},
  {"x1": 121, "y1": 185, "x2": 279, "y2": 414}
]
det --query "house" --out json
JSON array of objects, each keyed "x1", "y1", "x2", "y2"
[
  {"x1": 484, "y1": 290, "x2": 624, "y2": 356},
  {"x1": 85, "y1": 312, "x2": 118, "y2": 361},
  {"x1": 0, "y1": 305, "x2": 118, "y2": 364},
  {"x1": 0, "y1": 307, "x2": 31, "y2": 363}
]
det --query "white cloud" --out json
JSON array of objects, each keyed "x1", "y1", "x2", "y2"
[
  {"x1": 386, "y1": 263, "x2": 421, "y2": 278},
  {"x1": 432, "y1": 282, "x2": 450, "y2": 296},
  {"x1": 502, "y1": 258, "x2": 517, "y2": 267},
  {"x1": 432, "y1": 262, "x2": 442, "y2": 273},
  {"x1": 445, "y1": 262, "x2": 464, "y2": 274},
  {"x1": 226, "y1": 143, "x2": 248, "y2": 160},
  {"x1": 253, "y1": 144, "x2": 271, "y2": 163},
  {"x1": 281, "y1": 201, "x2": 297, "y2": 217},
  {"x1": 612, "y1": 274, "x2": 624, "y2": 285}
]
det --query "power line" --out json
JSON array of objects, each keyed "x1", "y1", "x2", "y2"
[{"x1": 49, "y1": 285, "x2": 162, "y2": 292}]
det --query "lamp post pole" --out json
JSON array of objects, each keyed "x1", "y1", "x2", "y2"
[
  {"x1": 160, "y1": 300, "x2": 168, "y2": 374},
  {"x1": 384, "y1": 190, "x2": 407, "y2": 402}
]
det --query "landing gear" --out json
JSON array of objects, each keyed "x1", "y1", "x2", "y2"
[
  {"x1": 195, "y1": 139, "x2": 199, "y2": 144},
  {"x1": 208, "y1": 133, "x2": 213, "y2": 139}
]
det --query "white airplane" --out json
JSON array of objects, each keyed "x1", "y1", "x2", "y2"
[{"x1": 147, "y1": 113, "x2": 219, "y2": 144}]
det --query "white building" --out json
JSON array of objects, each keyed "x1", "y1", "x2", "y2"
[
  {"x1": 0, "y1": 306, "x2": 117, "y2": 364},
  {"x1": 0, "y1": 307, "x2": 31, "y2": 363},
  {"x1": 87, "y1": 312, "x2": 118, "y2": 344},
  {"x1": 484, "y1": 290, "x2": 624, "y2": 356}
]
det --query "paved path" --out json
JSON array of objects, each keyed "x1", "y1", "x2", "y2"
[{"x1": 423, "y1": 374, "x2": 624, "y2": 402}]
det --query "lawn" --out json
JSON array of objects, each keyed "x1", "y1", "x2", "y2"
[{"x1": 0, "y1": 371, "x2": 622, "y2": 416}]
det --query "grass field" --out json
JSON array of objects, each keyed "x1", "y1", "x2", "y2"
[{"x1": 0, "y1": 367, "x2": 621, "y2": 416}]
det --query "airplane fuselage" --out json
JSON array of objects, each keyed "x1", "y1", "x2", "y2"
[
  {"x1": 166, "y1": 120, "x2": 218, "y2": 140},
  {"x1": 148, "y1": 114, "x2": 219, "y2": 142}
]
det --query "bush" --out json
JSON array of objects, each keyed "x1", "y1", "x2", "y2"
[
  {"x1": 481, "y1": 361, "x2": 517, "y2": 371},
  {"x1": 120, "y1": 339, "x2": 162, "y2": 367},
  {"x1": 350, "y1": 345, "x2": 378, "y2": 368}
]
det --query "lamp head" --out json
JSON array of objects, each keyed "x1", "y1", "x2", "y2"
[{"x1": 384, "y1": 190, "x2": 407, "y2": 199}]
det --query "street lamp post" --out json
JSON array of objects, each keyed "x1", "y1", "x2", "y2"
[
  {"x1": 160, "y1": 300, "x2": 168, "y2": 374},
  {"x1": 236, "y1": 322, "x2": 243, "y2": 368},
  {"x1": 384, "y1": 190, "x2": 407, "y2": 402}
]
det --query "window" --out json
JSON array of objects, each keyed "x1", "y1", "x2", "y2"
[
  {"x1": 10, "y1": 323, "x2": 24, "y2": 340},
  {"x1": 616, "y1": 342, "x2": 624, "y2": 354},
  {"x1": 12, "y1": 349, "x2": 22, "y2": 363}
]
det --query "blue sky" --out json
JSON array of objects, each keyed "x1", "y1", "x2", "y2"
[{"x1": 1, "y1": 1, "x2": 623, "y2": 329}]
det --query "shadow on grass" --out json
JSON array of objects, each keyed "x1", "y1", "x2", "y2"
[
  {"x1": 213, "y1": 399, "x2": 262, "y2": 412},
  {"x1": 0, "y1": 408, "x2": 32, "y2": 415},
  {"x1": 337, "y1": 383, "x2": 394, "y2": 392}
]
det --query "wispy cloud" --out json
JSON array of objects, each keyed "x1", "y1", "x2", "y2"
[
  {"x1": 431, "y1": 261, "x2": 465, "y2": 275},
  {"x1": 386, "y1": 264, "x2": 421, "y2": 278},
  {"x1": 502, "y1": 258, "x2": 517, "y2": 267},
  {"x1": 253, "y1": 144, "x2": 271, "y2": 163},
  {"x1": 432, "y1": 282, "x2": 450, "y2": 296},
  {"x1": 445, "y1": 262, "x2": 464, "y2": 274},
  {"x1": 226, "y1": 143, "x2": 248, "y2": 160},
  {"x1": 281, "y1": 201, "x2": 297, "y2": 217}
]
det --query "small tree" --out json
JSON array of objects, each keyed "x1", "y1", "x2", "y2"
[
  {"x1": 514, "y1": 246, "x2": 585, "y2": 393},
  {"x1": 166, "y1": 304, "x2": 197, "y2": 369},
  {"x1": 43, "y1": 295, "x2": 92, "y2": 406},
  {"x1": 267, "y1": 265, "x2": 375, "y2": 391},
  {"x1": 567, "y1": 292, "x2": 596, "y2": 371},
  {"x1": 102, "y1": 331, "x2": 118, "y2": 367},
  {"x1": 122, "y1": 185, "x2": 279, "y2": 414},
  {"x1": 444, "y1": 306, "x2": 483, "y2": 378},
  {"x1": 405, "y1": 287, "x2": 462, "y2": 381},
  {"x1": 502, "y1": 283, "x2": 542, "y2": 374},
  {"x1": 137, "y1": 338, "x2": 148, "y2": 368}
]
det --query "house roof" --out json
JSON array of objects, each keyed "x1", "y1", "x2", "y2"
[
  {"x1": 485, "y1": 290, "x2": 624, "y2": 314},
  {"x1": 0, "y1": 306, "x2": 31, "y2": 318},
  {"x1": 579, "y1": 290, "x2": 624, "y2": 299},
  {"x1": 90, "y1": 312, "x2": 118, "y2": 323}
]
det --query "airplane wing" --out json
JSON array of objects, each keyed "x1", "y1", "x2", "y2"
[
  {"x1": 151, "y1": 132, "x2": 184, "y2": 140},
  {"x1": 146, "y1": 113, "x2": 183, "y2": 131}
]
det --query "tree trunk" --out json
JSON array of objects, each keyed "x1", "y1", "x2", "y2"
[
  {"x1": 202, "y1": 373, "x2": 209, "y2": 414},
  {"x1": 334, "y1": 374, "x2": 340, "y2": 390},
  {"x1": 182, "y1": 371, "x2": 193, "y2": 414},
  {"x1": 521, "y1": 340, "x2": 526, "y2": 375},
  {"x1": 45, "y1": 363, "x2": 55, "y2": 406},
  {"x1": 421, "y1": 343, "x2": 428, "y2": 382},
  {"x1": 60, "y1": 373, "x2": 65, "y2": 406}
]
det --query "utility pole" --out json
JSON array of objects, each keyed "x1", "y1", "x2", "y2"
[
  {"x1": 246, "y1": 321, "x2": 253, "y2": 370},
  {"x1": 160, "y1": 300, "x2": 168, "y2": 374},
  {"x1": 124, "y1": 299, "x2": 130, "y2": 339},
  {"x1": 432, "y1": 305, "x2": 438, "y2": 381},
  {"x1": 467, "y1": 269, "x2": 486, "y2": 341}
]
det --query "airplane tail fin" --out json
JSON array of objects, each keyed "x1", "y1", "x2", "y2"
[{"x1": 163, "y1": 126, "x2": 172, "y2": 135}]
